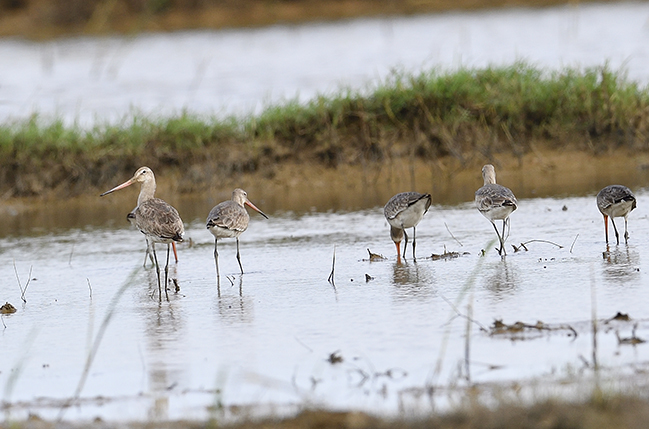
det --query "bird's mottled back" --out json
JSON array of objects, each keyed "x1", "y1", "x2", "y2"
[
  {"x1": 384, "y1": 192, "x2": 431, "y2": 220},
  {"x1": 135, "y1": 198, "x2": 184, "y2": 242},
  {"x1": 597, "y1": 185, "x2": 636, "y2": 214},
  {"x1": 206, "y1": 200, "x2": 250, "y2": 234},
  {"x1": 475, "y1": 183, "x2": 518, "y2": 213}
]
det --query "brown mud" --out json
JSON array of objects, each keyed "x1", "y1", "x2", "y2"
[{"x1": 0, "y1": 148, "x2": 646, "y2": 237}]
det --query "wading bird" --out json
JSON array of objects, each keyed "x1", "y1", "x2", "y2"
[
  {"x1": 206, "y1": 188, "x2": 268, "y2": 283},
  {"x1": 475, "y1": 164, "x2": 518, "y2": 256},
  {"x1": 596, "y1": 185, "x2": 636, "y2": 245},
  {"x1": 383, "y1": 192, "x2": 432, "y2": 260},
  {"x1": 101, "y1": 166, "x2": 184, "y2": 300},
  {"x1": 128, "y1": 210, "x2": 178, "y2": 267}
]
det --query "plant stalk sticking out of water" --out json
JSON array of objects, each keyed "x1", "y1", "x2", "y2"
[
  {"x1": 57, "y1": 266, "x2": 140, "y2": 422},
  {"x1": 327, "y1": 245, "x2": 336, "y2": 288},
  {"x1": 12, "y1": 261, "x2": 32, "y2": 304}
]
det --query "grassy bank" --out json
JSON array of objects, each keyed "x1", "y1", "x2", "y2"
[
  {"x1": 1, "y1": 63, "x2": 648, "y2": 198},
  {"x1": 0, "y1": 0, "x2": 625, "y2": 39},
  {"x1": 4, "y1": 394, "x2": 649, "y2": 428}
]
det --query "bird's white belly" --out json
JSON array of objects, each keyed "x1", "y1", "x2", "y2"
[
  {"x1": 208, "y1": 225, "x2": 244, "y2": 239},
  {"x1": 480, "y1": 205, "x2": 515, "y2": 222},
  {"x1": 607, "y1": 200, "x2": 634, "y2": 218}
]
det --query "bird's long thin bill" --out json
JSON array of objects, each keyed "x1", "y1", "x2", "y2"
[
  {"x1": 245, "y1": 201, "x2": 268, "y2": 219},
  {"x1": 99, "y1": 179, "x2": 134, "y2": 196}
]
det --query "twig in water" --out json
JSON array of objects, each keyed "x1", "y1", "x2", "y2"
[
  {"x1": 513, "y1": 239, "x2": 563, "y2": 252},
  {"x1": 440, "y1": 294, "x2": 488, "y2": 332},
  {"x1": 58, "y1": 266, "x2": 139, "y2": 421},
  {"x1": 86, "y1": 278, "x2": 93, "y2": 300},
  {"x1": 570, "y1": 234, "x2": 579, "y2": 254},
  {"x1": 521, "y1": 239, "x2": 563, "y2": 249},
  {"x1": 464, "y1": 296, "x2": 473, "y2": 383},
  {"x1": 13, "y1": 262, "x2": 33, "y2": 304},
  {"x1": 327, "y1": 245, "x2": 336, "y2": 287},
  {"x1": 444, "y1": 222, "x2": 463, "y2": 247},
  {"x1": 68, "y1": 242, "x2": 75, "y2": 267}
]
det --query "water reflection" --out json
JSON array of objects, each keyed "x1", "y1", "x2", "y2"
[
  {"x1": 483, "y1": 259, "x2": 518, "y2": 297},
  {"x1": 215, "y1": 276, "x2": 255, "y2": 325},
  {"x1": 141, "y1": 273, "x2": 187, "y2": 421},
  {"x1": 390, "y1": 260, "x2": 435, "y2": 301},
  {"x1": 602, "y1": 245, "x2": 640, "y2": 284}
]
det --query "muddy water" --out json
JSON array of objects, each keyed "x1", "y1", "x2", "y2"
[
  {"x1": 2, "y1": 1, "x2": 649, "y2": 125},
  {"x1": 2, "y1": 175, "x2": 649, "y2": 422}
]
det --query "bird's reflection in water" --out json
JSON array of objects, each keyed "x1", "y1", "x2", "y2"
[
  {"x1": 602, "y1": 244, "x2": 640, "y2": 284},
  {"x1": 141, "y1": 278, "x2": 186, "y2": 421},
  {"x1": 145, "y1": 263, "x2": 180, "y2": 301},
  {"x1": 390, "y1": 260, "x2": 436, "y2": 301},
  {"x1": 484, "y1": 259, "x2": 519, "y2": 297},
  {"x1": 216, "y1": 275, "x2": 254, "y2": 325}
]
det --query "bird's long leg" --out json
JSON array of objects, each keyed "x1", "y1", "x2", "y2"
[
  {"x1": 603, "y1": 215, "x2": 609, "y2": 244},
  {"x1": 503, "y1": 217, "x2": 511, "y2": 242},
  {"x1": 214, "y1": 238, "x2": 221, "y2": 289},
  {"x1": 144, "y1": 238, "x2": 154, "y2": 268},
  {"x1": 151, "y1": 242, "x2": 162, "y2": 301},
  {"x1": 501, "y1": 218, "x2": 509, "y2": 256},
  {"x1": 236, "y1": 237, "x2": 244, "y2": 274},
  {"x1": 402, "y1": 228, "x2": 409, "y2": 260},
  {"x1": 611, "y1": 217, "x2": 621, "y2": 245},
  {"x1": 172, "y1": 242, "x2": 179, "y2": 263},
  {"x1": 412, "y1": 226, "x2": 417, "y2": 260},
  {"x1": 164, "y1": 244, "x2": 170, "y2": 300},
  {"x1": 624, "y1": 216, "x2": 630, "y2": 243},
  {"x1": 491, "y1": 221, "x2": 504, "y2": 256}
]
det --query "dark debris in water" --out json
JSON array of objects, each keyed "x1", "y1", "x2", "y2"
[
  {"x1": 365, "y1": 274, "x2": 374, "y2": 282},
  {"x1": 490, "y1": 319, "x2": 577, "y2": 339},
  {"x1": 430, "y1": 246, "x2": 470, "y2": 261},
  {"x1": 0, "y1": 302, "x2": 16, "y2": 314},
  {"x1": 327, "y1": 350, "x2": 343, "y2": 364},
  {"x1": 364, "y1": 248, "x2": 386, "y2": 262},
  {"x1": 616, "y1": 323, "x2": 646, "y2": 346},
  {"x1": 606, "y1": 312, "x2": 631, "y2": 323}
]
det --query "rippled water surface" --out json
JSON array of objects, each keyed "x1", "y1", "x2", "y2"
[
  {"x1": 2, "y1": 188, "x2": 649, "y2": 422},
  {"x1": 3, "y1": 1, "x2": 649, "y2": 423}
]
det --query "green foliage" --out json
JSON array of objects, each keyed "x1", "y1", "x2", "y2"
[{"x1": 1, "y1": 63, "x2": 648, "y2": 196}]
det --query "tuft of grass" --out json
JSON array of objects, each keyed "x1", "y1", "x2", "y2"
[{"x1": 1, "y1": 63, "x2": 648, "y2": 197}]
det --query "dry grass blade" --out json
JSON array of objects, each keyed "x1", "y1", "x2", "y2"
[
  {"x1": 13, "y1": 261, "x2": 33, "y2": 304},
  {"x1": 327, "y1": 245, "x2": 336, "y2": 287},
  {"x1": 444, "y1": 222, "x2": 463, "y2": 247}
]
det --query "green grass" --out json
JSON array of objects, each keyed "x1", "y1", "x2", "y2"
[{"x1": 1, "y1": 63, "x2": 648, "y2": 197}]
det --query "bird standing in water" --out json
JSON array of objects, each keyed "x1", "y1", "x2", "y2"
[
  {"x1": 128, "y1": 209, "x2": 178, "y2": 267},
  {"x1": 596, "y1": 185, "x2": 636, "y2": 245},
  {"x1": 383, "y1": 192, "x2": 432, "y2": 261},
  {"x1": 475, "y1": 164, "x2": 518, "y2": 256},
  {"x1": 206, "y1": 188, "x2": 268, "y2": 284},
  {"x1": 101, "y1": 166, "x2": 184, "y2": 300}
]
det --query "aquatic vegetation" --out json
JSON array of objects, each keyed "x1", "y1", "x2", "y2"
[{"x1": 0, "y1": 63, "x2": 648, "y2": 198}]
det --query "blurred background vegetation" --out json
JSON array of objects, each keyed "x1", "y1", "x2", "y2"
[{"x1": 0, "y1": 0, "x2": 623, "y2": 39}]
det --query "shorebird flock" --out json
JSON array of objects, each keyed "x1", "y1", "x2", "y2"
[
  {"x1": 101, "y1": 164, "x2": 637, "y2": 299},
  {"x1": 382, "y1": 164, "x2": 637, "y2": 261}
]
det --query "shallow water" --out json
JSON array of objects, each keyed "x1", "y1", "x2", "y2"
[
  {"x1": 2, "y1": 188, "x2": 649, "y2": 422},
  {"x1": 2, "y1": 2, "x2": 649, "y2": 125},
  {"x1": 3, "y1": 1, "x2": 649, "y2": 423}
]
